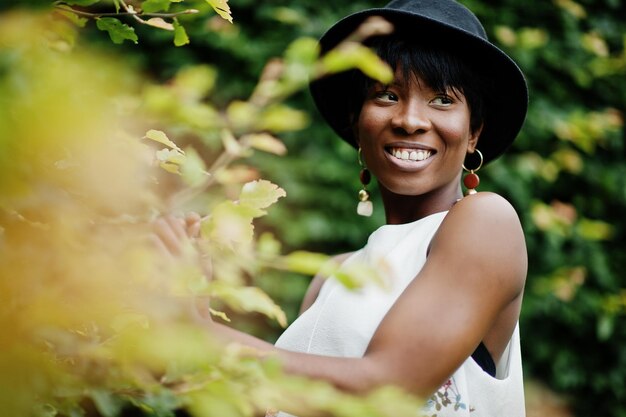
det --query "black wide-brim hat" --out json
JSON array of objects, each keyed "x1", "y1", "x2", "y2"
[{"x1": 310, "y1": 0, "x2": 528, "y2": 165}]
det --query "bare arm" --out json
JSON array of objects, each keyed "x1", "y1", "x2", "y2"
[{"x1": 156, "y1": 194, "x2": 527, "y2": 397}]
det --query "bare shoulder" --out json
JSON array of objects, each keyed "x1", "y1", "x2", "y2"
[
  {"x1": 429, "y1": 192, "x2": 527, "y2": 297},
  {"x1": 451, "y1": 191, "x2": 521, "y2": 222},
  {"x1": 444, "y1": 191, "x2": 524, "y2": 241},
  {"x1": 299, "y1": 252, "x2": 354, "y2": 315}
]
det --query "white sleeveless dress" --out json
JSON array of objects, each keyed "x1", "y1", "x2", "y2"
[{"x1": 273, "y1": 211, "x2": 525, "y2": 417}]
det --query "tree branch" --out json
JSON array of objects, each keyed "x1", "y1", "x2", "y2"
[{"x1": 54, "y1": 5, "x2": 199, "y2": 19}]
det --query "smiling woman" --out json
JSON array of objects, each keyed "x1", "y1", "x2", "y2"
[{"x1": 155, "y1": 0, "x2": 530, "y2": 416}]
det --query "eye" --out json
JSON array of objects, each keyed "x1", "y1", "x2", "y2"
[
  {"x1": 430, "y1": 95, "x2": 454, "y2": 106},
  {"x1": 374, "y1": 90, "x2": 398, "y2": 103}
]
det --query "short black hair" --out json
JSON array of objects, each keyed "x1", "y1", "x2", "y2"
[{"x1": 350, "y1": 35, "x2": 491, "y2": 135}]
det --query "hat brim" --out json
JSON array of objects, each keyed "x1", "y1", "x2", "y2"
[{"x1": 310, "y1": 8, "x2": 528, "y2": 164}]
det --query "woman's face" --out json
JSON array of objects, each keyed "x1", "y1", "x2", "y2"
[{"x1": 356, "y1": 69, "x2": 481, "y2": 199}]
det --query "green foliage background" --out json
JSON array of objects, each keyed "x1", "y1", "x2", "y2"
[{"x1": 3, "y1": 0, "x2": 626, "y2": 416}]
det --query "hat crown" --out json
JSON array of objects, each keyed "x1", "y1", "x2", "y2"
[
  {"x1": 384, "y1": 0, "x2": 487, "y2": 40},
  {"x1": 310, "y1": 0, "x2": 529, "y2": 164}
]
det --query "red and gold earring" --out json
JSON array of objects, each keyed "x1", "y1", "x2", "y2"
[
  {"x1": 462, "y1": 149, "x2": 483, "y2": 195},
  {"x1": 357, "y1": 148, "x2": 373, "y2": 217}
]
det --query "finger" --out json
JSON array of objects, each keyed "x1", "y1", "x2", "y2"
[
  {"x1": 164, "y1": 215, "x2": 187, "y2": 241},
  {"x1": 154, "y1": 217, "x2": 183, "y2": 255},
  {"x1": 186, "y1": 212, "x2": 202, "y2": 239},
  {"x1": 149, "y1": 234, "x2": 174, "y2": 260}
]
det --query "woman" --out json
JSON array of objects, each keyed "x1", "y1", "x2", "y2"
[{"x1": 156, "y1": 0, "x2": 529, "y2": 415}]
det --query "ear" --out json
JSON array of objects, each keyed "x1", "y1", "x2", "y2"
[{"x1": 467, "y1": 122, "x2": 483, "y2": 153}]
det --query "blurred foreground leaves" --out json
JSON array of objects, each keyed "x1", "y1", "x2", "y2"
[{"x1": 0, "y1": 5, "x2": 414, "y2": 417}]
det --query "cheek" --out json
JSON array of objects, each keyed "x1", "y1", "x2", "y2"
[
  {"x1": 436, "y1": 114, "x2": 474, "y2": 147},
  {"x1": 357, "y1": 105, "x2": 384, "y2": 144}
]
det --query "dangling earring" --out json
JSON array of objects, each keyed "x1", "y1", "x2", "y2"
[
  {"x1": 357, "y1": 148, "x2": 373, "y2": 217},
  {"x1": 462, "y1": 149, "x2": 484, "y2": 195}
]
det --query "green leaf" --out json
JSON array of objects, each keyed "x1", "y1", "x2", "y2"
[
  {"x1": 239, "y1": 180, "x2": 286, "y2": 210},
  {"x1": 280, "y1": 251, "x2": 330, "y2": 275},
  {"x1": 145, "y1": 129, "x2": 184, "y2": 153},
  {"x1": 180, "y1": 147, "x2": 208, "y2": 187},
  {"x1": 173, "y1": 19, "x2": 190, "y2": 47},
  {"x1": 96, "y1": 18, "x2": 138, "y2": 45},
  {"x1": 206, "y1": 0, "x2": 233, "y2": 23},
  {"x1": 210, "y1": 283, "x2": 287, "y2": 327},
  {"x1": 141, "y1": 0, "x2": 172, "y2": 13}
]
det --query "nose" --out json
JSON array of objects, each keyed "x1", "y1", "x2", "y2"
[{"x1": 390, "y1": 100, "x2": 432, "y2": 135}]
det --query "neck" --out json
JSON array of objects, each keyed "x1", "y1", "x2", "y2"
[{"x1": 379, "y1": 182, "x2": 463, "y2": 225}]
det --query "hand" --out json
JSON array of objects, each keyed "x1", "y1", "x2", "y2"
[
  {"x1": 152, "y1": 212, "x2": 214, "y2": 322},
  {"x1": 152, "y1": 213, "x2": 201, "y2": 257}
]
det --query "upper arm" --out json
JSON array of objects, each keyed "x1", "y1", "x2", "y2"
[
  {"x1": 363, "y1": 193, "x2": 527, "y2": 394},
  {"x1": 299, "y1": 252, "x2": 354, "y2": 315}
]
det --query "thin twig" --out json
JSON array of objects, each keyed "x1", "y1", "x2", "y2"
[{"x1": 54, "y1": 5, "x2": 199, "y2": 19}]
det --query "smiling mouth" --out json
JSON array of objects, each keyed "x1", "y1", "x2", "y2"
[{"x1": 386, "y1": 147, "x2": 434, "y2": 162}]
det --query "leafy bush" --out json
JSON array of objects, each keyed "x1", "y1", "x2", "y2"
[{"x1": 1, "y1": 0, "x2": 625, "y2": 416}]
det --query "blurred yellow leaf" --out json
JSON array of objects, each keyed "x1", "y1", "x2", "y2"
[
  {"x1": 156, "y1": 148, "x2": 186, "y2": 167},
  {"x1": 145, "y1": 129, "x2": 184, "y2": 153},
  {"x1": 210, "y1": 283, "x2": 287, "y2": 327},
  {"x1": 530, "y1": 200, "x2": 576, "y2": 236},
  {"x1": 518, "y1": 28, "x2": 549, "y2": 50},
  {"x1": 576, "y1": 218, "x2": 614, "y2": 241},
  {"x1": 494, "y1": 26, "x2": 517, "y2": 47},
  {"x1": 280, "y1": 250, "x2": 330, "y2": 275},
  {"x1": 257, "y1": 104, "x2": 309, "y2": 132},
  {"x1": 221, "y1": 129, "x2": 244, "y2": 156},
  {"x1": 110, "y1": 313, "x2": 150, "y2": 332},
  {"x1": 239, "y1": 180, "x2": 286, "y2": 210},
  {"x1": 180, "y1": 147, "x2": 208, "y2": 187},
  {"x1": 209, "y1": 308, "x2": 231, "y2": 322},
  {"x1": 243, "y1": 133, "x2": 287, "y2": 156},
  {"x1": 202, "y1": 201, "x2": 264, "y2": 248},
  {"x1": 554, "y1": 0, "x2": 587, "y2": 19},
  {"x1": 320, "y1": 42, "x2": 393, "y2": 84},
  {"x1": 173, "y1": 65, "x2": 217, "y2": 100},
  {"x1": 227, "y1": 101, "x2": 259, "y2": 132},
  {"x1": 214, "y1": 165, "x2": 259, "y2": 185},
  {"x1": 533, "y1": 267, "x2": 586, "y2": 302},
  {"x1": 582, "y1": 32, "x2": 609, "y2": 57}
]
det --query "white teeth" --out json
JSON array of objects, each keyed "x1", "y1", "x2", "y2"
[{"x1": 390, "y1": 148, "x2": 431, "y2": 161}]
